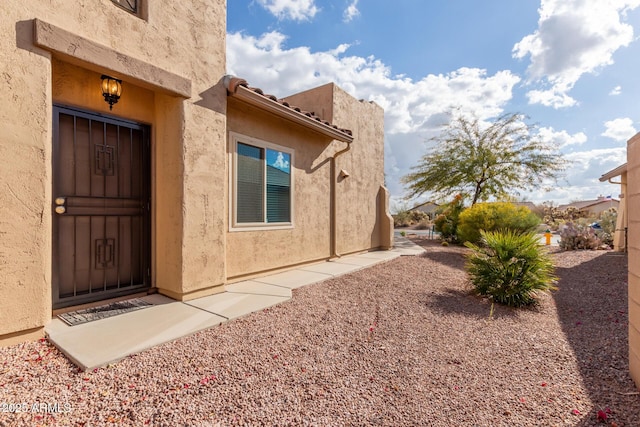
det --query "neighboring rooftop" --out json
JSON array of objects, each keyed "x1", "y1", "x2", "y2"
[
  {"x1": 558, "y1": 196, "x2": 618, "y2": 211},
  {"x1": 512, "y1": 201, "x2": 538, "y2": 211},
  {"x1": 409, "y1": 201, "x2": 439, "y2": 214}
]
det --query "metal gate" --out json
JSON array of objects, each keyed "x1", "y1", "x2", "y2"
[{"x1": 52, "y1": 106, "x2": 151, "y2": 309}]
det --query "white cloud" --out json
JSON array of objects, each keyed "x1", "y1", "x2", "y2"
[
  {"x1": 521, "y1": 146, "x2": 627, "y2": 204},
  {"x1": 601, "y1": 117, "x2": 637, "y2": 141},
  {"x1": 609, "y1": 85, "x2": 622, "y2": 95},
  {"x1": 227, "y1": 31, "x2": 520, "y2": 136},
  {"x1": 537, "y1": 127, "x2": 587, "y2": 148},
  {"x1": 272, "y1": 151, "x2": 290, "y2": 171},
  {"x1": 565, "y1": 146, "x2": 627, "y2": 167},
  {"x1": 525, "y1": 88, "x2": 577, "y2": 108},
  {"x1": 256, "y1": 0, "x2": 319, "y2": 21},
  {"x1": 227, "y1": 31, "x2": 521, "y2": 204},
  {"x1": 513, "y1": 0, "x2": 640, "y2": 109},
  {"x1": 343, "y1": 0, "x2": 360, "y2": 22}
]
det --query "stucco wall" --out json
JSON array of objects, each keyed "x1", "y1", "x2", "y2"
[
  {"x1": 332, "y1": 86, "x2": 387, "y2": 254},
  {"x1": 225, "y1": 83, "x2": 388, "y2": 279},
  {"x1": 285, "y1": 84, "x2": 389, "y2": 255},
  {"x1": 628, "y1": 133, "x2": 640, "y2": 388},
  {"x1": 1, "y1": 6, "x2": 54, "y2": 339},
  {"x1": 0, "y1": 0, "x2": 227, "y2": 340},
  {"x1": 225, "y1": 99, "x2": 335, "y2": 278},
  {"x1": 588, "y1": 200, "x2": 620, "y2": 217},
  {"x1": 52, "y1": 59, "x2": 156, "y2": 124}
]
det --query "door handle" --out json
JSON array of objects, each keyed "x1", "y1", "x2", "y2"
[{"x1": 55, "y1": 197, "x2": 66, "y2": 214}]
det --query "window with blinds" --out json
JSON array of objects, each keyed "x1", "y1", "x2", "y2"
[
  {"x1": 232, "y1": 136, "x2": 293, "y2": 229},
  {"x1": 237, "y1": 143, "x2": 264, "y2": 223}
]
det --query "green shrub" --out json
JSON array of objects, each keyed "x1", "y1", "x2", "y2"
[
  {"x1": 600, "y1": 208, "x2": 617, "y2": 232},
  {"x1": 393, "y1": 211, "x2": 411, "y2": 228},
  {"x1": 414, "y1": 219, "x2": 432, "y2": 230},
  {"x1": 409, "y1": 210, "x2": 429, "y2": 224},
  {"x1": 393, "y1": 209, "x2": 429, "y2": 228},
  {"x1": 542, "y1": 203, "x2": 588, "y2": 229},
  {"x1": 558, "y1": 223, "x2": 601, "y2": 250},
  {"x1": 597, "y1": 209, "x2": 617, "y2": 247},
  {"x1": 434, "y1": 195, "x2": 465, "y2": 243},
  {"x1": 465, "y1": 230, "x2": 557, "y2": 307},
  {"x1": 457, "y1": 202, "x2": 540, "y2": 244}
]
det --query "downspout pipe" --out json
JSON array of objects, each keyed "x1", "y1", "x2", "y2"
[{"x1": 330, "y1": 141, "x2": 352, "y2": 258}]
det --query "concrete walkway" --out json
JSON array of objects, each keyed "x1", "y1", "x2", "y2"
[{"x1": 46, "y1": 238, "x2": 424, "y2": 370}]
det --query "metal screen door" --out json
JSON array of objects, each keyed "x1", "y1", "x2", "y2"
[{"x1": 52, "y1": 106, "x2": 151, "y2": 308}]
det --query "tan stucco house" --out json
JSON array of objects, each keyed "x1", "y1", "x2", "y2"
[
  {"x1": 557, "y1": 196, "x2": 620, "y2": 219},
  {"x1": 0, "y1": 1, "x2": 392, "y2": 345},
  {"x1": 409, "y1": 201, "x2": 440, "y2": 219}
]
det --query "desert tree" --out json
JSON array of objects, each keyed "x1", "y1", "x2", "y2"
[{"x1": 402, "y1": 113, "x2": 567, "y2": 205}]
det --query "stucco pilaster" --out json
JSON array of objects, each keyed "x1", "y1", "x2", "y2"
[
  {"x1": 628, "y1": 132, "x2": 640, "y2": 389},
  {"x1": 0, "y1": 13, "x2": 53, "y2": 337}
]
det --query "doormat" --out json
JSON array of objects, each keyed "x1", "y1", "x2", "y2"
[{"x1": 57, "y1": 298, "x2": 153, "y2": 326}]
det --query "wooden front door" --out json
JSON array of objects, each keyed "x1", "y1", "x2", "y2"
[{"x1": 52, "y1": 106, "x2": 151, "y2": 309}]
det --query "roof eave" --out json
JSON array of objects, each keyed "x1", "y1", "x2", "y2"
[
  {"x1": 599, "y1": 163, "x2": 627, "y2": 182},
  {"x1": 227, "y1": 82, "x2": 354, "y2": 143}
]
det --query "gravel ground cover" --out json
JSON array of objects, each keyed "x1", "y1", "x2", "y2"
[{"x1": 1, "y1": 240, "x2": 639, "y2": 426}]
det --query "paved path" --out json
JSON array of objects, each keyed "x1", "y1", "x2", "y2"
[
  {"x1": 46, "y1": 240, "x2": 424, "y2": 370},
  {"x1": 538, "y1": 232, "x2": 560, "y2": 246}
]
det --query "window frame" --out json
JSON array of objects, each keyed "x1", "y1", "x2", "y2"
[
  {"x1": 229, "y1": 132, "x2": 294, "y2": 231},
  {"x1": 111, "y1": 0, "x2": 146, "y2": 19}
]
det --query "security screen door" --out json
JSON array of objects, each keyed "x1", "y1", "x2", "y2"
[{"x1": 52, "y1": 106, "x2": 151, "y2": 309}]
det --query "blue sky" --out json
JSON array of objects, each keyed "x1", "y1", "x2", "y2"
[
  {"x1": 267, "y1": 149, "x2": 291, "y2": 173},
  {"x1": 227, "y1": 0, "x2": 640, "y2": 209}
]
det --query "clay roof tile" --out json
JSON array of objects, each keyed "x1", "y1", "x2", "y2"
[
  {"x1": 225, "y1": 77, "x2": 248, "y2": 94},
  {"x1": 224, "y1": 75, "x2": 353, "y2": 141}
]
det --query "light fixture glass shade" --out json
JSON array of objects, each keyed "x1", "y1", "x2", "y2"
[{"x1": 100, "y1": 75, "x2": 122, "y2": 110}]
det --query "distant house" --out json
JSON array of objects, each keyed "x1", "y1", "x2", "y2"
[
  {"x1": 512, "y1": 201, "x2": 537, "y2": 210},
  {"x1": 557, "y1": 196, "x2": 619, "y2": 218},
  {"x1": 512, "y1": 201, "x2": 541, "y2": 216},
  {"x1": 599, "y1": 163, "x2": 627, "y2": 252},
  {"x1": 410, "y1": 201, "x2": 440, "y2": 219}
]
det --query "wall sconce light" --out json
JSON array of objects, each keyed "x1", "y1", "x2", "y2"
[{"x1": 101, "y1": 75, "x2": 122, "y2": 110}]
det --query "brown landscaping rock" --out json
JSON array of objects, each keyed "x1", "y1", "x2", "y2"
[{"x1": 0, "y1": 245, "x2": 637, "y2": 426}]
